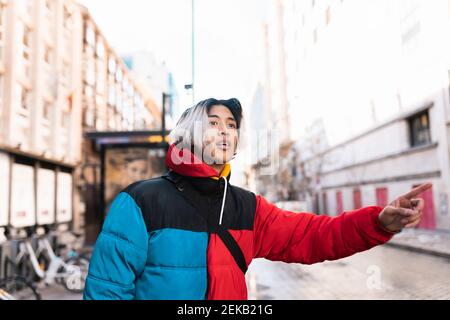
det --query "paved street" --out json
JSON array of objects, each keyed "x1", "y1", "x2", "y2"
[
  {"x1": 38, "y1": 285, "x2": 83, "y2": 300},
  {"x1": 246, "y1": 245, "x2": 450, "y2": 300}
]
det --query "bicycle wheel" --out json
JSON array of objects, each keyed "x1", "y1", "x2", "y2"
[
  {"x1": 62, "y1": 257, "x2": 89, "y2": 293},
  {"x1": 0, "y1": 276, "x2": 42, "y2": 300}
]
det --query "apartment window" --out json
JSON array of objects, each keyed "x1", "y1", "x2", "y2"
[
  {"x1": 44, "y1": 46, "x2": 53, "y2": 64},
  {"x1": 85, "y1": 104, "x2": 94, "y2": 127},
  {"x1": 20, "y1": 87, "x2": 30, "y2": 110},
  {"x1": 95, "y1": 117, "x2": 103, "y2": 131},
  {"x1": 116, "y1": 68, "x2": 122, "y2": 82},
  {"x1": 122, "y1": 77, "x2": 129, "y2": 91},
  {"x1": 96, "y1": 63, "x2": 105, "y2": 93},
  {"x1": 96, "y1": 40, "x2": 105, "y2": 60},
  {"x1": 108, "y1": 86, "x2": 116, "y2": 106},
  {"x1": 116, "y1": 92, "x2": 122, "y2": 111},
  {"x1": 23, "y1": 26, "x2": 32, "y2": 61},
  {"x1": 108, "y1": 58, "x2": 116, "y2": 74},
  {"x1": 43, "y1": 101, "x2": 51, "y2": 120},
  {"x1": 86, "y1": 57, "x2": 95, "y2": 86},
  {"x1": 42, "y1": 101, "x2": 52, "y2": 121},
  {"x1": 84, "y1": 84, "x2": 94, "y2": 99},
  {"x1": 85, "y1": 24, "x2": 96, "y2": 47},
  {"x1": 408, "y1": 110, "x2": 431, "y2": 147},
  {"x1": 63, "y1": 6, "x2": 72, "y2": 30}
]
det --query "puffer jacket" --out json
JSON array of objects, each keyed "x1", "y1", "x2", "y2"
[{"x1": 83, "y1": 144, "x2": 395, "y2": 300}]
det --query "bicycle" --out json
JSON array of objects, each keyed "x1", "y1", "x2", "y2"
[
  {"x1": 55, "y1": 231, "x2": 93, "y2": 263},
  {"x1": 0, "y1": 275, "x2": 41, "y2": 300},
  {"x1": 6, "y1": 233, "x2": 87, "y2": 293}
]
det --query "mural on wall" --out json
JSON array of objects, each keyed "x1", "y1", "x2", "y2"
[{"x1": 104, "y1": 147, "x2": 166, "y2": 216}]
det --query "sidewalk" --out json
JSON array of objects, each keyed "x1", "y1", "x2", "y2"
[{"x1": 386, "y1": 228, "x2": 450, "y2": 259}]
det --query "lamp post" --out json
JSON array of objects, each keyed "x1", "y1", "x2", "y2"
[{"x1": 191, "y1": 0, "x2": 195, "y2": 104}]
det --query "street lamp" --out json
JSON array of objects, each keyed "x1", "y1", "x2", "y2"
[{"x1": 191, "y1": 0, "x2": 195, "y2": 104}]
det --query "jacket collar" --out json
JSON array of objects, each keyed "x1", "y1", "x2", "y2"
[{"x1": 165, "y1": 144, "x2": 231, "y2": 196}]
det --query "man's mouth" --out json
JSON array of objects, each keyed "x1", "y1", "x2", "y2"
[{"x1": 216, "y1": 141, "x2": 230, "y2": 151}]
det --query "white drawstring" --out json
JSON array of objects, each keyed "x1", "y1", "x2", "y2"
[{"x1": 218, "y1": 176, "x2": 228, "y2": 226}]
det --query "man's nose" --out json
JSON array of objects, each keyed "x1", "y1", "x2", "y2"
[{"x1": 218, "y1": 123, "x2": 229, "y2": 136}]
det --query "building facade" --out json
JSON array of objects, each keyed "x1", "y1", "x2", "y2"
[
  {"x1": 255, "y1": 0, "x2": 450, "y2": 231},
  {"x1": 0, "y1": 0, "x2": 162, "y2": 241}
]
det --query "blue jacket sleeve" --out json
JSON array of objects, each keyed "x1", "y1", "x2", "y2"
[{"x1": 83, "y1": 192, "x2": 148, "y2": 300}]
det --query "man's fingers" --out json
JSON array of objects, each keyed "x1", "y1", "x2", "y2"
[
  {"x1": 410, "y1": 198, "x2": 425, "y2": 211},
  {"x1": 405, "y1": 219, "x2": 421, "y2": 228},
  {"x1": 401, "y1": 214, "x2": 422, "y2": 225},
  {"x1": 394, "y1": 207, "x2": 416, "y2": 217},
  {"x1": 401, "y1": 183, "x2": 432, "y2": 200},
  {"x1": 401, "y1": 210, "x2": 423, "y2": 225}
]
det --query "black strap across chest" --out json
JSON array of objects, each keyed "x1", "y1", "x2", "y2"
[{"x1": 162, "y1": 171, "x2": 248, "y2": 274}]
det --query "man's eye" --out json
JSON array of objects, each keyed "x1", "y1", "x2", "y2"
[
  {"x1": 209, "y1": 121, "x2": 218, "y2": 126},
  {"x1": 228, "y1": 123, "x2": 236, "y2": 129}
]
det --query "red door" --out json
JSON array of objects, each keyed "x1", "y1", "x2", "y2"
[
  {"x1": 322, "y1": 192, "x2": 328, "y2": 214},
  {"x1": 376, "y1": 188, "x2": 388, "y2": 207},
  {"x1": 413, "y1": 184, "x2": 436, "y2": 230},
  {"x1": 336, "y1": 191, "x2": 343, "y2": 214},
  {"x1": 353, "y1": 188, "x2": 362, "y2": 209}
]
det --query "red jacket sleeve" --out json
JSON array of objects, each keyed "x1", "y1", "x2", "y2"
[{"x1": 253, "y1": 195, "x2": 395, "y2": 264}]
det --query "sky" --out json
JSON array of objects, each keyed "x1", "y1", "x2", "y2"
[
  {"x1": 77, "y1": 0, "x2": 269, "y2": 186},
  {"x1": 78, "y1": 0, "x2": 268, "y2": 118}
]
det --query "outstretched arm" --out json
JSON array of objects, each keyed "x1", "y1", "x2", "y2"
[
  {"x1": 253, "y1": 195, "x2": 395, "y2": 264},
  {"x1": 253, "y1": 183, "x2": 430, "y2": 265}
]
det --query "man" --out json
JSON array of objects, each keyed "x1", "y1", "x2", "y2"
[{"x1": 84, "y1": 98, "x2": 430, "y2": 300}]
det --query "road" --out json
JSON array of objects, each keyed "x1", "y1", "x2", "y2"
[{"x1": 246, "y1": 245, "x2": 450, "y2": 300}]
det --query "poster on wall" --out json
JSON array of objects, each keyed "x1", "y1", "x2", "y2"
[
  {"x1": 10, "y1": 163, "x2": 36, "y2": 228},
  {"x1": 0, "y1": 153, "x2": 10, "y2": 227},
  {"x1": 104, "y1": 147, "x2": 166, "y2": 216},
  {"x1": 37, "y1": 168, "x2": 56, "y2": 225},
  {"x1": 56, "y1": 172, "x2": 72, "y2": 223}
]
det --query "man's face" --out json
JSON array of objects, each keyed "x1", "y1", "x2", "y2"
[{"x1": 202, "y1": 105, "x2": 238, "y2": 165}]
